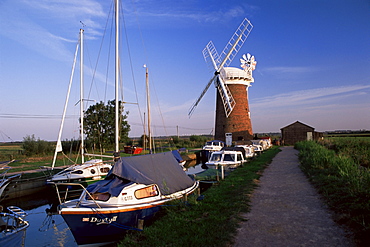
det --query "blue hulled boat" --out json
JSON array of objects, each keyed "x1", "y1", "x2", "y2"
[{"x1": 58, "y1": 151, "x2": 198, "y2": 246}]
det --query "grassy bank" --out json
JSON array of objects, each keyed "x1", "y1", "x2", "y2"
[
  {"x1": 118, "y1": 146, "x2": 281, "y2": 246},
  {"x1": 295, "y1": 140, "x2": 370, "y2": 246}
]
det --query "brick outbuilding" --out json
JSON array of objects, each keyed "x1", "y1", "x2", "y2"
[{"x1": 280, "y1": 121, "x2": 323, "y2": 145}]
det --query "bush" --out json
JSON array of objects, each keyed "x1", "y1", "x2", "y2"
[{"x1": 22, "y1": 134, "x2": 53, "y2": 156}]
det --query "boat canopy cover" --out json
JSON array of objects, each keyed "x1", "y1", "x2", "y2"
[
  {"x1": 171, "y1": 150, "x2": 184, "y2": 162},
  {"x1": 87, "y1": 152, "x2": 195, "y2": 196}
]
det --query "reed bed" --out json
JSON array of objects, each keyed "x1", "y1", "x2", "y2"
[{"x1": 295, "y1": 140, "x2": 370, "y2": 246}]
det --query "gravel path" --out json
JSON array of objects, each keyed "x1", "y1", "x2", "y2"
[{"x1": 233, "y1": 146, "x2": 353, "y2": 247}]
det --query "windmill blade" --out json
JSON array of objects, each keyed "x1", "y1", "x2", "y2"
[
  {"x1": 188, "y1": 74, "x2": 217, "y2": 117},
  {"x1": 215, "y1": 74, "x2": 236, "y2": 117},
  {"x1": 218, "y1": 18, "x2": 253, "y2": 71},
  {"x1": 202, "y1": 41, "x2": 220, "y2": 71},
  {"x1": 247, "y1": 53, "x2": 251, "y2": 61}
]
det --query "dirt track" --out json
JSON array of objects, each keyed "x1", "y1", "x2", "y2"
[{"x1": 233, "y1": 146, "x2": 353, "y2": 247}]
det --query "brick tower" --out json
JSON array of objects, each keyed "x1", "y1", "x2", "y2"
[{"x1": 214, "y1": 66, "x2": 255, "y2": 143}]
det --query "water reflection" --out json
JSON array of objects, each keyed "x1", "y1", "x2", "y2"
[
  {"x1": 25, "y1": 204, "x2": 76, "y2": 247},
  {"x1": 2, "y1": 188, "x2": 76, "y2": 247}
]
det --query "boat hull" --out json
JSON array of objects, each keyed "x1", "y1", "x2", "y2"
[
  {"x1": 61, "y1": 204, "x2": 162, "y2": 245},
  {"x1": 0, "y1": 227, "x2": 28, "y2": 247}
]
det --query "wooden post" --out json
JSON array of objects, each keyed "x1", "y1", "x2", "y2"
[{"x1": 137, "y1": 219, "x2": 144, "y2": 230}]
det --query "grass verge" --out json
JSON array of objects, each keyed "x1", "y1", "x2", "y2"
[
  {"x1": 118, "y1": 146, "x2": 281, "y2": 247},
  {"x1": 295, "y1": 141, "x2": 370, "y2": 246}
]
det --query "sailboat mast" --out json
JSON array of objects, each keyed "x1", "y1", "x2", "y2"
[
  {"x1": 51, "y1": 33, "x2": 80, "y2": 169},
  {"x1": 80, "y1": 28, "x2": 85, "y2": 163},
  {"x1": 114, "y1": 0, "x2": 119, "y2": 154},
  {"x1": 145, "y1": 66, "x2": 152, "y2": 153}
]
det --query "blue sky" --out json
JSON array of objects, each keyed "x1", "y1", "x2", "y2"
[{"x1": 0, "y1": 0, "x2": 369, "y2": 142}]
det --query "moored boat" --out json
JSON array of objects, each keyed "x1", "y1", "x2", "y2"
[
  {"x1": 201, "y1": 140, "x2": 225, "y2": 164},
  {"x1": 0, "y1": 206, "x2": 29, "y2": 246},
  {"x1": 202, "y1": 140, "x2": 225, "y2": 151},
  {"x1": 0, "y1": 162, "x2": 21, "y2": 200},
  {"x1": 46, "y1": 159, "x2": 113, "y2": 185},
  {"x1": 205, "y1": 149, "x2": 245, "y2": 170},
  {"x1": 234, "y1": 145, "x2": 256, "y2": 159},
  {"x1": 57, "y1": 151, "x2": 199, "y2": 246}
]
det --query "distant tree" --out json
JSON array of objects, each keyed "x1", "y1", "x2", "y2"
[
  {"x1": 83, "y1": 100, "x2": 130, "y2": 151},
  {"x1": 22, "y1": 134, "x2": 52, "y2": 156},
  {"x1": 139, "y1": 134, "x2": 148, "y2": 147},
  {"x1": 189, "y1": 135, "x2": 207, "y2": 143},
  {"x1": 171, "y1": 136, "x2": 180, "y2": 144}
]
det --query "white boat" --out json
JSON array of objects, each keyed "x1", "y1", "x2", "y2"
[
  {"x1": 0, "y1": 206, "x2": 29, "y2": 246},
  {"x1": 252, "y1": 144, "x2": 263, "y2": 154},
  {"x1": 202, "y1": 140, "x2": 225, "y2": 151},
  {"x1": 201, "y1": 140, "x2": 225, "y2": 164},
  {"x1": 251, "y1": 139, "x2": 268, "y2": 151},
  {"x1": 235, "y1": 145, "x2": 256, "y2": 159},
  {"x1": 47, "y1": 28, "x2": 114, "y2": 185},
  {"x1": 57, "y1": 152, "x2": 199, "y2": 246},
  {"x1": 205, "y1": 150, "x2": 245, "y2": 169},
  {"x1": 0, "y1": 162, "x2": 21, "y2": 200},
  {"x1": 46, "y1": 159, "x2": 113, "y2": 185}
]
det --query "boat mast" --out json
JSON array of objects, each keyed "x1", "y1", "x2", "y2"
[
  {"x1": 114, "y1": 0, "x2": 119, "y2": 155},
  {"x1": 145, "y1": 65, "x2": 152, "y2": 153},
  {"x1": 80, "y1": 28, "x2": 85, "y2": 163},
  {"x1": 51, "y1": 34, "x2": 80, "y2": 169}
]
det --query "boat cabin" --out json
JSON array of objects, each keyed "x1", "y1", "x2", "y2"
[
  {"x1": 205, "y1": 150, "x2": 245, "y2": 169},
  {"x1": 202, "y1": 140, "x2": 225, "y2": 151}
]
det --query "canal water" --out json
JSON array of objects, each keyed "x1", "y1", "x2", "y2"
[{"x1": 2, "y1": 186, "x2": 78, "y2": 247}]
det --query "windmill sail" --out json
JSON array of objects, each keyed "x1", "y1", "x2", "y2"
[
  {"x1": 218, "y1": 18, "x2": 253, "y2": 69},
  {"x1": 188, "y1": 74, "x2": 217, "y2": 117},
  {"x1": 215, "y1": 75, "x2": 236, "y2": 117},
  {"x1": 188, "y1": 18, "x2": 253, "y2": 118}
]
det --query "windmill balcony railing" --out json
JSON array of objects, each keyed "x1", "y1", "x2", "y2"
[{"x1": 221, "y1": 69, "x2": 253, "y2": 81}]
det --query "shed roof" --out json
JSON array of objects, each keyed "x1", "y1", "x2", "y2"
[{"x1": 280, "y1": 121, "x2": 315, "y2": 130}]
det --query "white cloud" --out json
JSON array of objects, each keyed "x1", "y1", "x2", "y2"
[
  {"x1": 262, "y1": 66, "x2": 317, "y2": 74},
  {"x1": 251, "y1": 84, "x2": 370, "y2": 109}
]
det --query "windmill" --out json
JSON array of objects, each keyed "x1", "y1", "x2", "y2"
[{"x1": 189, "y1": 18, "x2": 257, "y2": 144}]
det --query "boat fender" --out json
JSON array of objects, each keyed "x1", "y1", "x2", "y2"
[{"x1": 196, "y1": 195, "x2": 205, "y2": 201}]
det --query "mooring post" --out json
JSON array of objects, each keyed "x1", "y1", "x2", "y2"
[{"x1": 137, "y1": 219, "x2": 144, "y2": 230}]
